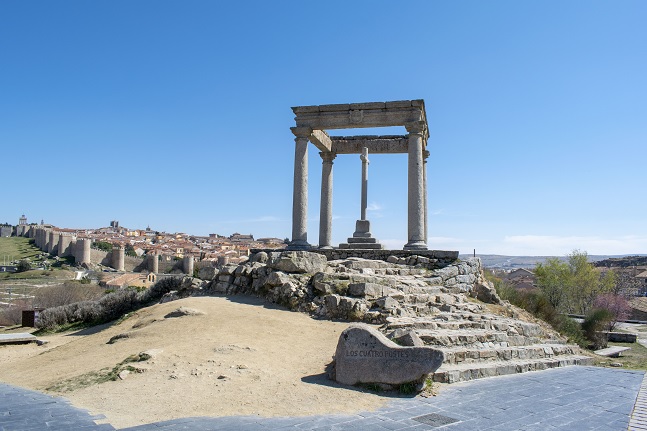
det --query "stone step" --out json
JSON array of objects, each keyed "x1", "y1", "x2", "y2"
[
  {"x1": 385, "y1": 315, "x2": 546, "y2": 338},
  {"x1": 431, "y1": 356, "x2": 594, "y2": 384},
  {"x1": 339, "y1": 243, "x2": 384, "y2": 250},
  {"x1": 416, "y1": 328, "x2": 512, "y2": 348},
  {"x1": 438, "y1": 344, "x2": 579, "y2": 365}
]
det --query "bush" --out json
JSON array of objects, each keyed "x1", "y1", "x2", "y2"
[
  {"x1": 581, "y1": 308, "x2": 613, "y2": 350},
  {"x1": 555, "y1": 315, "x2": 586, "y2": 348},
  {"x1": 145, "y1": 276, "x2": 183, "y2": 300},
  {"x1": 16, "y1": 260, "x2": 31, "y2": 273},
  {"x1": 33, "y1": 282, "x2": 104, "y2": 309},
  {"x1": 593, "y1": 293, "x2": 630, "y2": 331},
  {"x1": 94, "y1": 241, "x2": 112, "y2": 252},
  {"x1": 36, "y1": 277, "x2": 185, "y2": 330}
]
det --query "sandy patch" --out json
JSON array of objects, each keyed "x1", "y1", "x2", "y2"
[{"x1": 0, "y1": 296, "x2": 388, "y2": 429}]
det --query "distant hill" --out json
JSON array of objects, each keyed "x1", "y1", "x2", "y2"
[
  {"x1": 593, "y1": 256, "x2": 647, "y2": 268},
  {"x1": 459, "y1": 254, "x2": 647, "y2": 270}
]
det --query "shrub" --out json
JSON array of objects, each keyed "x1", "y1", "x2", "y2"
[
  {"x1": 94, "y1": 241, "x2": 112, "y2": 252},
  {"x1": 581, "y1": 308, "x2": 613, "y2": 349},
  {"x1": 593, "y1": 293, "x2": 630, "y2": 331},
  {"x1": 555, "y1": 315, "x2": 586, "y2": 348},
  {"x1": 36, "y1": 277, "x2": 185, "y2": 330},
  {"x1": 16, "y1": 260, "x2": 31, "y2": 273},
  {"x1": 33, "y1": 282, "x2": 104, "y2": 309}
]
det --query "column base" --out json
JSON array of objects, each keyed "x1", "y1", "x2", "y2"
[
  {"x1": 287, "y1": 240, "x2": 313, "y2": 251},
  {"x1": 403, "y1": 240, "x2": 428, "y2": 251},
  {"x1": 318, "y1": 245, "x2": 334, "y2": 250}
]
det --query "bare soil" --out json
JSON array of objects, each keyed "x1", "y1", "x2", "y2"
[{"x1": 0, "y1": 296, "x2": 389, "y2": 429}]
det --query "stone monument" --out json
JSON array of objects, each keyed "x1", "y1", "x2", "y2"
[
  {"x1": 288, "y1": 100, "x2": 429, "y2": 251},
  {"x1": 331, "y1": 324, "x2": 443, "y2": 389},
  {"x1": 339, "y1": 147, "x2": 383, "y2": 250}
]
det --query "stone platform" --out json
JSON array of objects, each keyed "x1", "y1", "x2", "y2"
[{"x1": 251, "y1": 249, "x2": 459, "y2": 270}]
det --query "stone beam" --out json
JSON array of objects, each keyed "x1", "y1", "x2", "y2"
[
  {"x1": 292, "y1": 100, "x2": 428, "y2": 137},
  {"x1": 331, "y1": 136, "x2": 409, "y2": 154},
  {"x1": 310, "y1": 129, "x2": 332, "y2": 152}
]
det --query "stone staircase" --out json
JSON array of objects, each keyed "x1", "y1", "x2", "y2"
[
  {"x1": 383, "y1": 311, "x2": 593, "y2": 384},
  {"x1": 213, "y1": 252, "x2": 594, "y2": 385}
]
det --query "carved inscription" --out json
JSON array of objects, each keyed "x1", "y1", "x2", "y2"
[{"x1": 345, "y1": 349, "x2": 411, "y2": 359}]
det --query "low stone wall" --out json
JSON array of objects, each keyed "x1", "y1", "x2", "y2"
[{"x1": 607, "y1": 332, "x2": 637, "y2": 343}]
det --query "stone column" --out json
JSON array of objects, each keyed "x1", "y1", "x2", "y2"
[
  {"x1": 360, "y1": 147, "x2": 369, "y2": 221},
  {"x1": 318, "y1": 152, "x2": 336, "y2": 249},
  {"x1": 404, "y1": 122, "x2": 428, "y2": 250},
  {"x1": 423, "y1": 150, "x2": 430, "y2": 245},
  {"x1": 288, "y1": 127, "x2": 312, "y2": 250}
]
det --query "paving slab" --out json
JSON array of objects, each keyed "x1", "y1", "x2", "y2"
[{"x1": 1, "y1": 366, "x2": 645, "y2": 430}]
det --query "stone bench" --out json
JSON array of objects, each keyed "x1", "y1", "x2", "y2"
[
  {"x1": 0, "y1": 333, "x2": 37, "y2": 345},
  {"x1": 594, "y1": 346, "x2": 631, "y2": 358}
]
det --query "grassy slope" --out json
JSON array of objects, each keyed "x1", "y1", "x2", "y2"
[{"x1": 0, "y1": 237, "x2": 41, "y2": 263}]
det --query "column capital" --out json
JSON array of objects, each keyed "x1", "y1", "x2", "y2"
[
  {"x1": 405, "y1": 121, "x2": 427, "y2": 135},
  {"x1": 319, "y1": 151, "x2": 337, "y2": 163},
  {"x1": 290, "y1": 126, "x2": 313, "y2": 139}
]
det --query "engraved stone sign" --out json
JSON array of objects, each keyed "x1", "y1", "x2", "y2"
[{"x1": 332, "y1": 323, "x2": 443, "y2": 387}]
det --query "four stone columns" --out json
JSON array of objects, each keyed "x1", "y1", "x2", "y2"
[
  {"x1": 289, "y1": 123, "x2": 429, "y2": 251},
  {"x1": 289, "y1": 127, "x2": 312, "y2": 250},
  {"x1": 404, "y1": 122, "x2": 428, "y2": 250},
  {"x1": 318, "y1": 152, "x2": 336, "y2": 249}
]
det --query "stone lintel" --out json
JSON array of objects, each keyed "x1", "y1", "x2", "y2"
[
  {"x1": 292, "y1": 100, "x2": 428, "y2": 135},
  {"x1": 293, "y1": 100, "x2": 424, "y2": 113},
  {"x1": 331, "y1": 136, "x2": 408, "y2": 154},
  {"x1": 296, "y1": 108, "x2": 425, "y2": 131},
  {"x1": 310, "y1": 129, "x2": 332, "y2": 152}
]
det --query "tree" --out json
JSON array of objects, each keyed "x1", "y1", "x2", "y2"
[
  {"x1": 535, "y1": 250, "x2": 614, "y2": 315},
  {"x1": 125, "y1": 245, "x2": 137, "y2": 257},
  {"x1": 94, "y1": 241, "x2": 112, "y2": 252},
  {"x1": 16, "y1": 260, "x2": 31, "y2": 273},
  {"x1": 534, "y1": 258, "x2": 570, "y2": 311}
]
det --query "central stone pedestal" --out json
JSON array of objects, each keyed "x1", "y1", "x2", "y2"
[{"x1": 339, "y1": 220, "x2": 384, "y2": 250}]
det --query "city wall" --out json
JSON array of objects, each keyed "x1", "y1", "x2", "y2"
[{"x1": 13, "y1": 227, "x2": 190, "y2": 274}]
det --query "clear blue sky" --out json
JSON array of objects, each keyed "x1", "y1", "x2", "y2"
[{"x1": 2, "y1": 1, "x2": 646, "y2": 256}]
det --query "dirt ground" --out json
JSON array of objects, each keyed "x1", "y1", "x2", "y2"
[{"x1": 0, "y1": 296, "x2": 389, "y2": 429}]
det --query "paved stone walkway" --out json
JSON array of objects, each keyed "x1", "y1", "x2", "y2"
[
  {"x1": 1, "y1": 366, "x2": 644, "y2": 431},
  {"x1": 629, "y1": 372, "x2": 647, "y2": 430}
]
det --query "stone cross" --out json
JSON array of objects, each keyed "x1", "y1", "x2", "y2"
[{"x1": 360, "y1": 147, "x2": 369, "y2": 221}]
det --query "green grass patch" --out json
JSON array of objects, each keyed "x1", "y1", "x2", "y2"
[
  {"x1": 0, "y1": 237, "x2": 41, "y2": 262},
  {"x1": 32, "y1": 321, "x2": 92, "y2": 336},
  {"x1": 45, "y1": 352, "x2": 152, "y2": 393},
  {"x1": 593, "y1": 341, "x2": 647, "y2": 371}
]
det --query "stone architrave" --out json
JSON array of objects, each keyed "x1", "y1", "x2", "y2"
[{"x1": 333, "y1": 323, "x2": 443, "y2": 387}]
